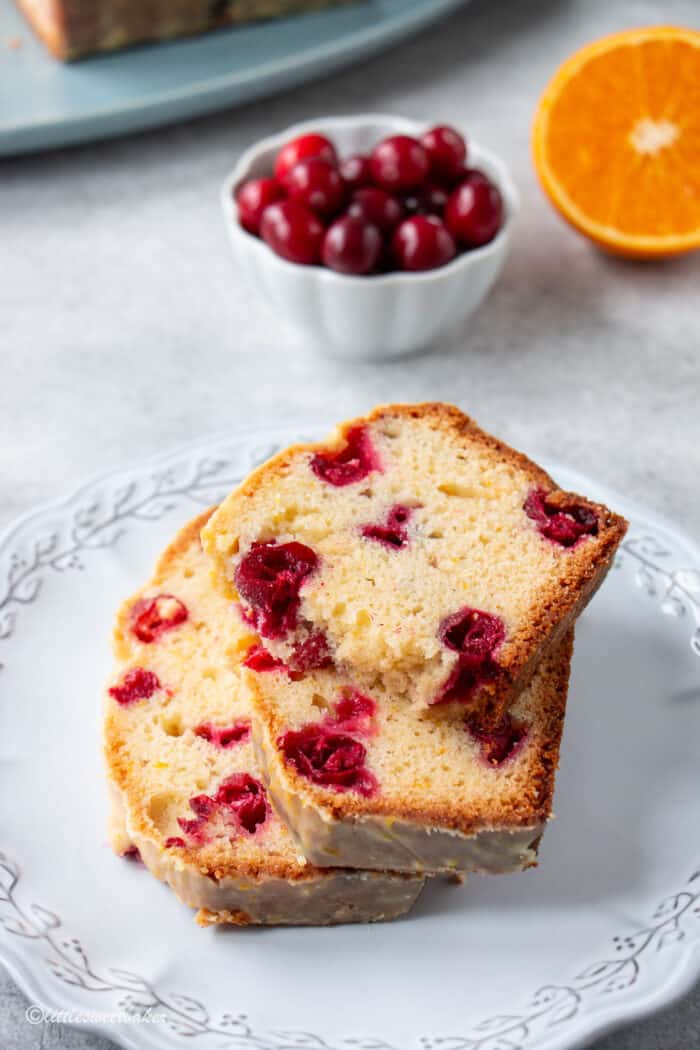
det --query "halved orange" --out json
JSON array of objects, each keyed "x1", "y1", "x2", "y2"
[{"x1": 532, "y1": 26, "x2": 700, "y2": 258}]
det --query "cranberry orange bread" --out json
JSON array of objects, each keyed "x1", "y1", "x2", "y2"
[
  {"x1": 103, "y1": 509, "x2": 424, "y2": 926},
  {"x1": 18, "y1": 0, "x2": 353, "y2": 60},
  {"x1": 243, "y1": 630, "x2": 574, "y2": 873},
  {"x1": 203, "y1": 403, "x2": 626, "y2": 725}
]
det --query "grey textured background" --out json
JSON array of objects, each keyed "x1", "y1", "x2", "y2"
[{"x1": 1, "y1": 0, "x2": 699, "y2": 1046}]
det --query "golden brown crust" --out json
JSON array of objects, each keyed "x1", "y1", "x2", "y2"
[
  {"x1": 246, "y1": 632, "x2": 573, "y2": 837},
  {"x1": 146, "y1": 508, "x2": 214, "y2": 582},
  {"x1": 209, "y1": 402, "x2": 556, "y2": 512}
]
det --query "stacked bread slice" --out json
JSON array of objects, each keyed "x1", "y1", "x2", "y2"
[
  {"x1": 104, "y1": 403, "x2": 627, "y2": 924},
  {"x1": 104, "y1": 510, "x2": 425, "y2": 926},
  {"x1": 204, "y1": 404, "x2": 626, "y2": 723}
]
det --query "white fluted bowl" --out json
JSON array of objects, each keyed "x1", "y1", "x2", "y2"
[{"x1": 221, "y1": 114, "x2": 518, "y2": 360}]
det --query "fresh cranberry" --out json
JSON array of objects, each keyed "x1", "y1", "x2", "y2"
[
  {"x1": 402, "y1": 183, "x2": 449, "y2": 217},
  {"x1": 361, "y1": 503, "x2": 414, "y2": 549},
  {"x1": 441, "y1": 165, "x2": 471, "y2": 188},
  {"x1": 467, "y1": 715, "x2": 527, "y2": 766},
  {"x1": 391, "y1": 216, "x2": 456, "y2": 271},
  {"x1": 109, "y1": 667, "x2": 161, "y2": 706},
  {"x1": 194, "y1": 721, "x2": 250, "y2": 748},
  {"x1": 339, "y1": 153, "x2": 373, "y2": 190},
  {"x1": 235, "y1": 177, "x2": 285, "y2": 235},
  {"x1": 370, "y1": 135, "x2": 430, "y2": 193},
  {"x1": 243, "y1": 643, "x2": 290, "y2": 673},
  {"x1": 260, "y1": 200, "x2": 324, "y2": 265},
  {"x1": 445, "y1": 170, "x2": 503, "y2": 247},
  {"x1": 215, "y1": 773, "x2": 269, "y2": 834},
  {"x1": 274, "y1": 133, "x2": 337, "y2": 184},
  {"x1": 165, "y1": 836, "x2": 186, "y2": 848},
  {"x1": 234, "y1": 540, "x2": 318, "y2": 639},
  {"x1": 373, "y1": 245, "x2": 396, "y2": 274},
  {"x1": 524, "y1": 489, "x2": 598, "y2": 548},
  {"x1": 422, "y1": 183, "x2": 449, "y2": 213},
  {"x1": 421, "y1": 125, "x2": 467, "y2": 181},
  {"x1": 291, "y1": 630, "x2": 333, "y2": 671},
  {"x1": 130, "y1": 595, "x2": 188, "y2": 644},
  {"x1": 347, "y1": 187, "x2": 404, "y2": 234},
  {"x1": 285, "y1": 158, "x2": 346, "y2": 217},
  {"x1": 311, "y1": 425, "x2": 381, "y2": 487},
  {"x1": 322, "y1": 216, "x2": 382, "y2": 275},
  {"x1": 279, "y1": 724, "x2": 378, "y2": 796},
  {"x1": 434, "y1": 608, "x2": 506, "y2": 706}
]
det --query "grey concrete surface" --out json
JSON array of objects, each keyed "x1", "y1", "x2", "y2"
[{"x1": 1, "y1": 0, "x2": 699, "y2": 1046}]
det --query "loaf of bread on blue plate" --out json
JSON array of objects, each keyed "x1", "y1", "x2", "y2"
[{"x1": 17, "y1": 0, "x2": 355, "y2": 61}]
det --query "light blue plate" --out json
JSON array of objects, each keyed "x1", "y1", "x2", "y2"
[{"x1": 0, "y1": 0, "x2": 468, "y2": 156}]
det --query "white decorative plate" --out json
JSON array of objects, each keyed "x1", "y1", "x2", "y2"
[{"x1": 1, "y1": 425, "x2": 699, "y2": 1050}]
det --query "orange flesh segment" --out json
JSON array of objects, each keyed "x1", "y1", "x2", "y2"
[{"x1": 533, "y1": 27, "x2": 700, "y2": 256}]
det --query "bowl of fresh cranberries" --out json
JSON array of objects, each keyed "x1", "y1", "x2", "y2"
[{"x1": 222, "y1": 115, "x2": 518, "y2": 359}]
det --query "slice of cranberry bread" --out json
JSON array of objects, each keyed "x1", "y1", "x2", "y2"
[
  {"x1": 18, "y1": 0, "x2": 353, "y2": 61},
  {"x1": 243, "y1": 630, "x2": 574, "y2": 873},
  {"x1": 203, "y1": 402, "x2": 626, "y2": 725},
  {"x1": 103, "y1": 509, "x2": 424, "y2": 926}
]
